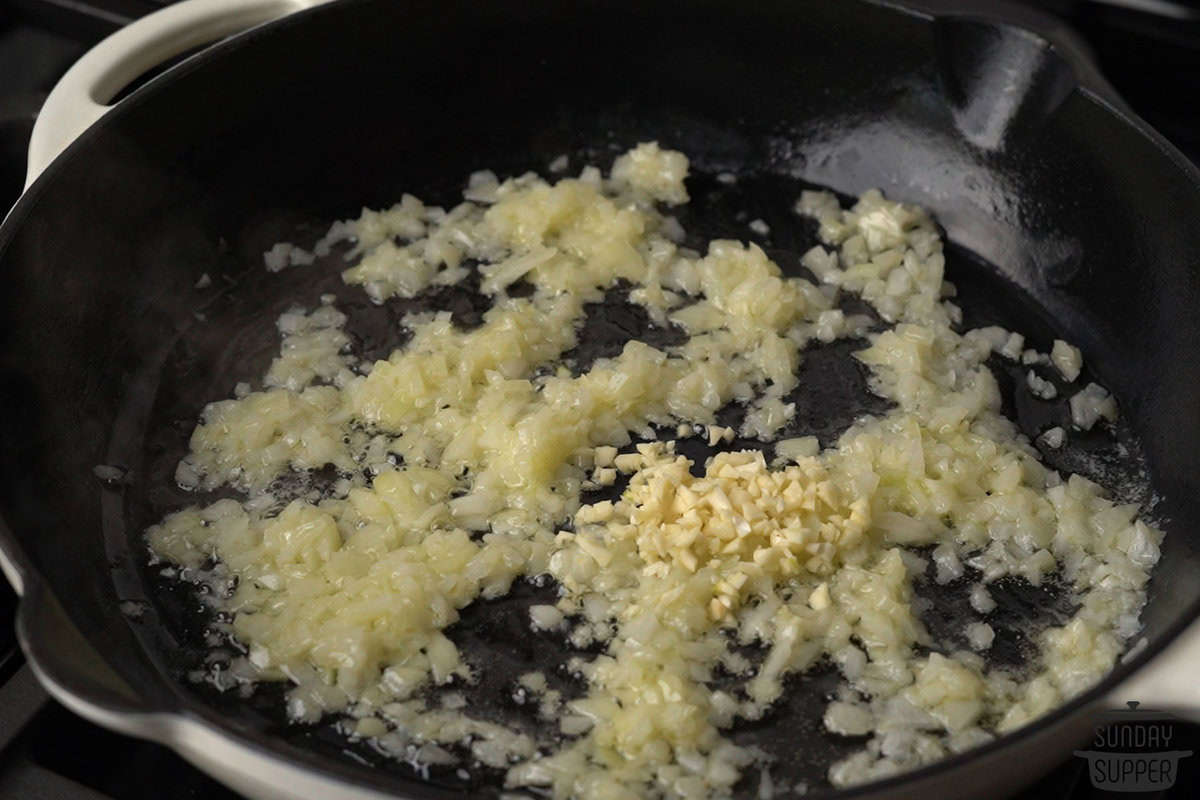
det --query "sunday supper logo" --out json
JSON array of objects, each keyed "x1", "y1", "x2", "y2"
[{"x1": 1074, "y1": 702, "x2": 1193, "y2": 792}]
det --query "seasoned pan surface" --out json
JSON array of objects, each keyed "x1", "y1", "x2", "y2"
[{"x1": 128, "y1": 160, "x2": 1159, "y2": 796}]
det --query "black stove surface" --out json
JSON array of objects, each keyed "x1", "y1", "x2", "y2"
[{"x1": 2, "y1": 1, "x2": 1200, "y2": 798}]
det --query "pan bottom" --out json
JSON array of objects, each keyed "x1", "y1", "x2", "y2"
[{"x1": 113, "y1": 146, "x2": 1159, "y2": 797}]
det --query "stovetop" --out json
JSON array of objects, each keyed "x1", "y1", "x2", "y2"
[{"x1": 2, "y1": 1, "x2": 1200, "y2": 798}]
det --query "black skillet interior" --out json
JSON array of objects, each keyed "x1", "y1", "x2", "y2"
[{"x1": 2, "y1": 0, "x2": 1200, "y2": 797}]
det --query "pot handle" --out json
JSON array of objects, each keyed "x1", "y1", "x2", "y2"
[
  {"x1": 24, "y1": 0, "x2": 330, "y2": 190},
  {"x1": 1105, "y1": 616, "x2": 1200, "y2": 719}
]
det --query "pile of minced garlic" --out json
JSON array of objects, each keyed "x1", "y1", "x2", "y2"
[{"x1": 148, "y1": 143, "x2": 1161, "y2": 797}]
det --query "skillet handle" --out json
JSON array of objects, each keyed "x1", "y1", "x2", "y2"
[
  {"x1": 24, "y1": 0, "x2": 331, "y2": 190},
  {"x1": 1106, "y1": 617, "x2": 1200, "y2": 720}
]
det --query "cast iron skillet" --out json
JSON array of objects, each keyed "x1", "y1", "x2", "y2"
[{"x1": 2, "y1": 0, "x2": 1200, "y2": 797}]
